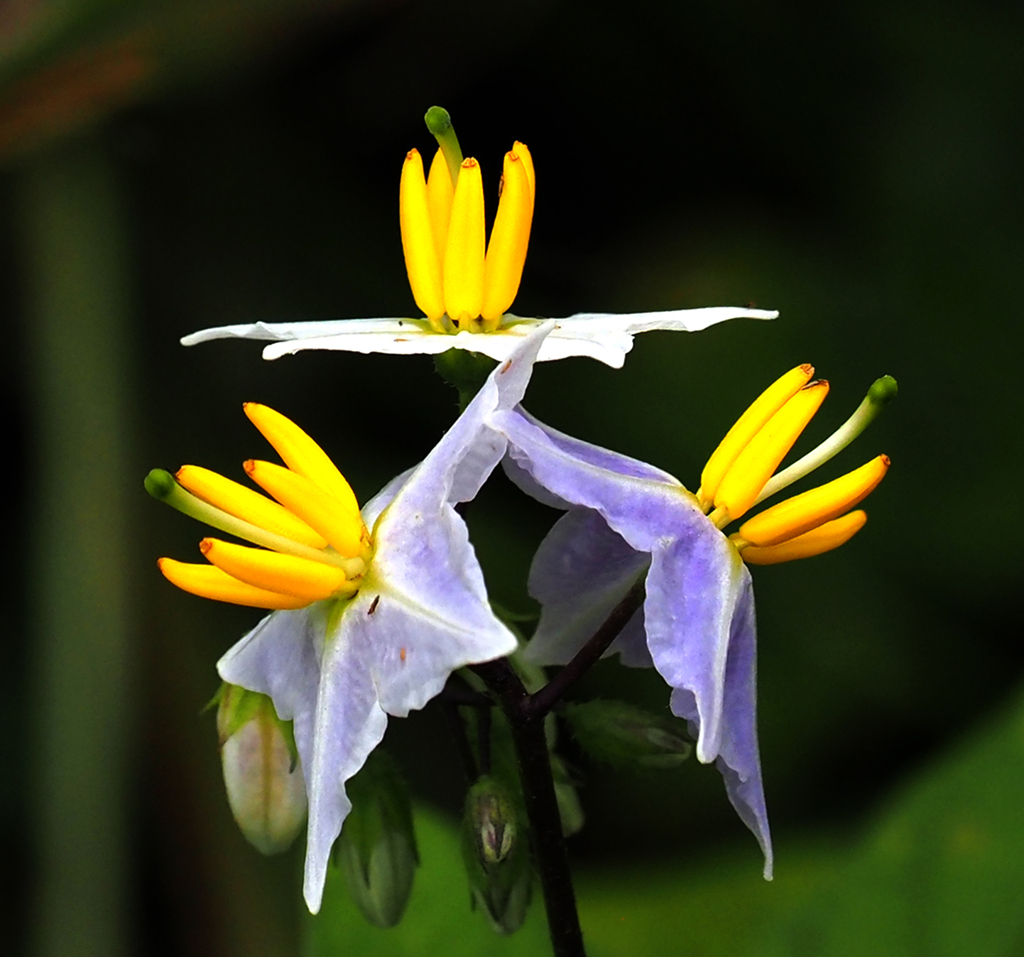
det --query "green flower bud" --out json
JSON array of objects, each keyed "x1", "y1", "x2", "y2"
[
  {"x1": 564, "y1": 699, "x2": 693, "y2": 770},
  {"x1": 462, "y1": 776, "x2": 532, "y2": 935},
  {"x1": 216, "y1": 683, "x2": 306, "y2": 855},
  {"x1": 551, "y1": 754, "x2": 585, "y2": 837},
  {"x1": 335, "y1": 751, "x2": 418, "y2": 928}
]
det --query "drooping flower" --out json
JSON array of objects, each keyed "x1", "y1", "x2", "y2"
[
  {"x1": 491, "y1": 365, "x2": 896, "y2": 877},
  {"x1": 181, "y1": 108, "x2": 776, "y2": 368},
  {"x1": 148, "y1": 326, "x2": 556, "y2": 913}
]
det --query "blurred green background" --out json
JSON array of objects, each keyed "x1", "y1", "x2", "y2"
[{"x1": 2, "y1": 1, "x2": 1022, "y2": 955}]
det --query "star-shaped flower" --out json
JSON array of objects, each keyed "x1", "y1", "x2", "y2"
[
  {"x1": 492, "y1": 365, "x2": 894, "y2": 878},
  {"x1": 181, "y1": 110, "x2": 776, "y2": 368},
  {"x1": 148, "y1": 327, "x2": 555, "y2": 913}
]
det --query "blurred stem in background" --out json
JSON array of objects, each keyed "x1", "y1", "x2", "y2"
[{"x1": 20, "y1": 135, "x2": 135, "y2": 957}]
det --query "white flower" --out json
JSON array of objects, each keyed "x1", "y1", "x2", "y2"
[
  {"x1": 181, "y1": 133, "x2": 775, "y2": 368},
  {"x1": 182, "y1": 307, "x2": 777, "y2": 369}
]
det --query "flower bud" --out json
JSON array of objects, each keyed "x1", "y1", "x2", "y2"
[
  {"x1": 564, "y1": 699, "x2": 693, "y2": 770},
  {"x1": 335, "y1": 751, "x2": 418, "y2": 928},
  {"x1": 216, "y1": 683, "x2": 306, "y2": 855},
  {"x1": 462, "y1": 776, "x2": 532, "y2": 935},
  {"x1": 551, "y1": 754, "x2": 585, "y2": 837}
]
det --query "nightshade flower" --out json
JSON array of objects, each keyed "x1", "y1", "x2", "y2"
[
  {"x1": 147, "y1": 327, "x2": 555, "y2": 913},
  {"x1": 181, "y1": 108, "x2": 776, "y2": 368},
  {"x1": 492, "y1": 365, "x2": 895, "y2": 878}
]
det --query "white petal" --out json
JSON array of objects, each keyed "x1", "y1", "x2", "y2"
[
  {"x1": 559, "y1": 306, "x2": 778, "y2": 336},
  {"x1": 182, "y1": 306, "x2": 775, "y2": 367},
  {"x1": 181, "y1": 317, "x2": 423, "y2": 347}
]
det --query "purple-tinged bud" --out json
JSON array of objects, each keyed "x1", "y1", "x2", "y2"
[
  {"x1": 462, "y1": 776, "x2": 532, "y2": 934},
  {"x1": 216, "y1": 683, "x2": 306, "y2": 855}
]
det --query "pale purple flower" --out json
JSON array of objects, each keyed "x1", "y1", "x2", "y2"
[
  {"x1": 493, "y1": 408, "x2": 772, "y2": 878},
  {"x1": 216, "y1": 326, "x2": 554, "y2": 913}
]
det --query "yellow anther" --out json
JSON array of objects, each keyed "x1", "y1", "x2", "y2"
[
  {"x1": 481, "y1": 149, "x2": 534, "y2": 324},
  {"x1": 243, "y1": 403, "x2": 359, "y2": 516},
  {"x1": 513, "y1": 141, "x2": 535, "y2": 209},
  {"x1": 426, "y1": 148, "x2": 454, "y2": 268},
  {"x1": 158, "y1": 558, "x2": 309, "y2": 610},
  {"x1": 714, "y1": 380, "x2": 830, "y2": 522},
  {"x1": 200, "y1": 538, "x2": 350, "y2": 603},
  {"x1": 700, "y1": 364, "x2": 814, "y2": 504},
  {"x1": 443, "y1": 157, "x2": 486, "y2": 324},
  {"x1": 176, "y1": 464, "x2": 328, "y2": 549},
  {"x1": 739, "y1": 511, "x2": 868, "y2": 565},
  {"x1": 245, "y1": 459, "x2": 364, "y2": 558},
  {"x1": 400, "y1": 148, "x2": 445, "y2": 321},
  {"x1": 738, "y1": 455, "x2": 889, "y2": 547}
]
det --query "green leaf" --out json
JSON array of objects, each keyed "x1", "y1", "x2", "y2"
[
  {"x1": 575, "y1": 843, "x2": 837, "y2": 957},
  {"x1": 752, "y1": 685, "x2": 1024, "y2": 956},
  {"x1": 305, "y1": 805, "x2": 553, "y2": 957}
]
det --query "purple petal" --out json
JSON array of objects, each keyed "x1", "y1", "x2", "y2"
[
  {"x1": 497, "y1": 409, "x2": 694, "y2": 554},
  {"x1": 302, "y1": 620, "x2": 389, "y2": 913},
  {"x1": 361, "y1": 503, "x2": 517, "y2": 715},
  {"x1": 526, "y1": 508, "x2": 650, "y2": 667},
  {"x1": 714, "y1": 574, "x2": 772, "y2": 879},
  {"x1": 217, "y1": 607, "x2": 323, "y2": 795},
  {"x1": 644, "y1": 527, "x2": 747, "y2": 764}
]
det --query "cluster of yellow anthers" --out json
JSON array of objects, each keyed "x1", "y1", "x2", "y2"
[
  {"x1": 156, "y1": 404, "x2": 371, "y2": 610},
  {"x1": 698, "y1": 364, "x2": 890, "y2": 565},
  {"x1": 400, "y1": 140, "x2": 535, "y2": 332}
]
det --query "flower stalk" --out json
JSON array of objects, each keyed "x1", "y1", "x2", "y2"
[{"x1": 470, "y1": 580, "x2": 649, "y2": 957}]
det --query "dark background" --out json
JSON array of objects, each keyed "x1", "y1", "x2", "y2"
[{"x1": 2, "y1": 1, "x2": 1022, "y2": 954}]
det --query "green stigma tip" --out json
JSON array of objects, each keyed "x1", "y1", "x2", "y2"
[
  {"x1": 424, "y1": 106, "x2": 452, "y2": 136},
  {"x1": 868, "y1": 375, "x2": 898, "y2": 405},
  {"x1": 145, "y1": 468, "x2": 177, "y2": 500},
  {"x1": 423, "y1": 106, "x2": 463, "y2": 187}
]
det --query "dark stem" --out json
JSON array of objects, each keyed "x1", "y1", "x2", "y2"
[
  {"x1": 471, "y1": 658, "x2": 586, "y2": 957},
  {"x1": 468, "y1": 577, "x2": 646, "y2": 957}
]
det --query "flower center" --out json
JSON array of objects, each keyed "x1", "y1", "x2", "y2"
[
  {"x1": 399, "y1": 108, "x2": 535, "y2": 334},
  {"x1": 694, "y1": 366, "x2": 895, "y2": 565},
  {"x1": 148, "y1": 403, "x2": 372, "y2": 610}
]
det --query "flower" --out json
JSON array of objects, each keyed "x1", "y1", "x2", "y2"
[
  {"x1": 181, "y1": 110, "x2": 777, "y2": 368},
  {"x1": 148, "y1": 326, "x2": 556, "y2": 913},
  {"x1": 491, "y1": 365, "x2": 894, "y2": 878}
]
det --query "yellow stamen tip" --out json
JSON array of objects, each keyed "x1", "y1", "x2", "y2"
[
  {"x1": 200, "y1": 538, "x2": 347, "y2": 603},
  {"x1": 738, "y1": 455, "x2": 889, "y2": 547},
  {"x1": 158, "y1": 558, "x2": 309, "y2": 610},
  {"x1": 400, "y1": 148, "x2": 446, "y2": 320},
  {"x1": 443, "y1": 157, "x2": 486, "y2": 324},
  {"x1": 426, "y1": 147, "x2": 454, "y2": 274},
  {"x1": 243, "y1": 403, "x2": 360, "y2": 517},
  {"x1": 701, "y1": 364, "x2": 815, "y2": 503},
  {"x1": 245, "y1": 459, "x2": 365, "y2": 558},
  {"x1": 176, "y1": 463, "x2": 328, "y2": 549},
  {"x1": 714, "y1": 379, "x2": 830, "y2": 522},
  {"x1": 481, "y1": 148, "x2": 534, "y2": 322},
  {"x1": 740, "y1": 510, "x2": 868, "y2": 565}
]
